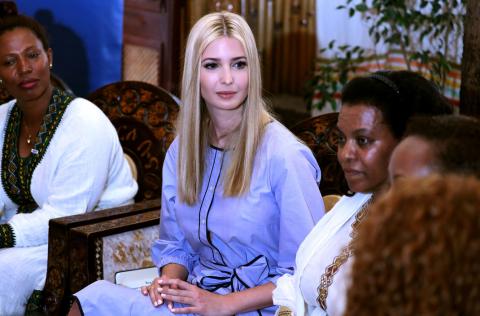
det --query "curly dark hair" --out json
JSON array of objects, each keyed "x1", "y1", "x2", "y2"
[
  {"x1": 345, "y1": 175, "x2": 480, "y2": 316},
  {"x1": 0, "y1": 14, "x2": 50, "y2": 50},
  {"x1": 405, "y1": 115, "x2": 480, "y2": 178},
  {"x1": 341, "y1": 71, "x2": 453, "y2": 139}
]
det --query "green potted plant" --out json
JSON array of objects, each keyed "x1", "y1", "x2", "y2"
[{"x1": 307, "y1": 0, "x2": 465, "y2": 113}]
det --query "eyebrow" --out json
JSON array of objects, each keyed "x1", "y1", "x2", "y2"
[
  {"x1": 352, "y1": 128, "x2": 375, "y2": 134},
  {"x1": 201, "y1": 56, "x2": 246, "y2": 62},
  {"x1": 336, "y1": 127, "x2": 375, "y2": 134},
  {"x1": 2, "y1": 45, "x2": 40, "y2": 56}
]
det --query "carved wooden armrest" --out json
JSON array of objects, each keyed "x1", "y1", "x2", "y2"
[{"x1": 43, "y1": 199, "x2": 161, "y2": 316}]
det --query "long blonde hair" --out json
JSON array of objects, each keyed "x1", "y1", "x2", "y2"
[{"x1": 177, "y1": 11, "x2": 272, "y2": 205}]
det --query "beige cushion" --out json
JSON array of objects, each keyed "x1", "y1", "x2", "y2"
[
  {"x1": 323, "y1": 194, "x2": 341, "y2": 212},
  {"x1": 101, "y1": 225, "x2": 159, "y2": 284},
  {"x1": 124, "y1": 153, "x2": 138, "y2": 180}
]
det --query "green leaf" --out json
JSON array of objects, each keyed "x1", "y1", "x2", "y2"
[
  {"x1": 355, "y1": 3, "x2": 369, "y2": 12},
  {"x1": 328, "y1": 40, "x2": 336, "y2": 49}
]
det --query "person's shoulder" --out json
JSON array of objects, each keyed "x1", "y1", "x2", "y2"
[
  {"x1": 166, "y1": 136, "x2": 180, "y2": 157},
  {"x1": 68, "y1": 97, "x2": 106, "y2": 118},
  {"x1": 163, "y1": 136, "x2": 179, "y2": 170},
  {"x1": 334, "y1": 192, "x2": 372, "y2": 210},
  {"x1": 0, "y1": 99, "x2": 16, "y2": 118},
  {"x1": 260, "y1": 121, "x2": 321, "y2": 179},
  {"x1": 261, "y1": 120, "x2": 308, "y2": 154},
  {"x1": 0, "y1": 100, "x2": 16, "y2": 133},
  {"x1": 61, "y1": 97, "x2": 117, "y2": 141},
  {"x1": 64, "y1": 97, "x2": 112, "y2": 127},
  {"x1": 263, "y1": 121, "x2": 297, "y2": 144}
]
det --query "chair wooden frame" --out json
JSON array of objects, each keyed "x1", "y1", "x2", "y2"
[
  {"x1": 291, "y1": 112, "x2": 349, "y2": 196},
  {"x1": 43, "y1": 81, "x2": 180, "y2": 315},
  {"x1": 43, "y1": 199, "x2": 161, "y2": 315},
  {"x1": 87, "y1": 80, "x2": 180, "y2": 201}
]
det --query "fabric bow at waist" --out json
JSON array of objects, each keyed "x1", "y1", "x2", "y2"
[{"x1": 194, "y1": 255, "x2": 270, "y2": 293}]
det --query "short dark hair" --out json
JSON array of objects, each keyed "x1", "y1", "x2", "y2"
[
  {"x1": 405, "y1": 115, "x2": 480, "y2": 178},
  {"x1": 0, "y1": 14, "x2": 50, "y2": 50},
  {"x1": 341, "y1": 71, "x2": 453, "y2": 139}
]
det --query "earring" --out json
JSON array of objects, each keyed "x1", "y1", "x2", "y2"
[
  {"x1": 0, "y1": 78, "x2": 3, "y2": 84},
  {"x1": 49, "y1": 63, "x2": 53, "y2": 69}
]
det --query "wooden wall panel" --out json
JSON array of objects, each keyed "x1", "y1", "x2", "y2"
[{"x1": 123, "y1": 0, "x2": 185, "y2": 94}]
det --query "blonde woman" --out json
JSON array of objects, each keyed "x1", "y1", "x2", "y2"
[{"x1": 69, "y1": 11, "x2": 324, "y2": 316}]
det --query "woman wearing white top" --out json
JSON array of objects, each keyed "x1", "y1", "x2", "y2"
[
  {"x1": 273, "y1": 71, "x2": 453, "y2": 316},
  {"x1": 0, "y1": 15, "x2": 137, "y2": 315}
]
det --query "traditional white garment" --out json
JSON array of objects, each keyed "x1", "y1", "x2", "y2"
[
  {"x1": 0, "y1": 97, "x2": 138, "y2": 315},
  {"x1": 273, "y1": 192, "x2": 372, "y2": 316}
]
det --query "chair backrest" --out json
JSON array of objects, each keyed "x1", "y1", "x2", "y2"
[
  {"x1": 87, "y1": 81, "x2": 180, "y2": 201},
  {"x1": 291, "y1": 112, "x2": 349, "y2": 196},
  {"x1": 322, "y1": 194, "x2": 342, "y2": 212}
]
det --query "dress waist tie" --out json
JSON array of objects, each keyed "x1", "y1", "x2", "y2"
[{"x1": 195, "y1": 255, "x2": 270, "y2": 292}]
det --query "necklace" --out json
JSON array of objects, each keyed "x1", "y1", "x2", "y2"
[{"x1": 23, "y1": 121, "x2": 33, "y2": 145}]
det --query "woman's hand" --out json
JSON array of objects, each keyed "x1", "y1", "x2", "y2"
[
  {"x1": 141, "y1": 275, "x2": 178, "y2": 309},
  {"x1": 158, "y1": 279, "x2": 232, "y2": 315},
  {"x1": 141, "y1": 263, "x2": 188, "y2": 308}
]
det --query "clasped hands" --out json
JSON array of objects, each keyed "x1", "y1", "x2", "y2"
[{"x1": 141, "y1": 276, "x2": 233, "y2": 315}]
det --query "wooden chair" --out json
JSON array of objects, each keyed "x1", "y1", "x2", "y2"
[
  {"x1": 43, "y1": 199, "x2": 161, "y2": 315},
  {"x1": 290, "y1": 112, "x2": 349, "y2": 196},
  {"x1": 43, "y1": 81, "x2": 180, "y2": 315},
  {"x1": 87, "y1": 80, "x2": 180, "y2": 201}
]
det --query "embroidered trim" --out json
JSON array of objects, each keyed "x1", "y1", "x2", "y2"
[
  {"x1": 25, "y1": 289, "x2": 44, "y2": 313},
  {"x1": 0, "y1": 223, "x2": 15, "y2": 248},
  {"x1": 316, "y1": 197, "x2": 372, "y2": 310},
  {"x1": 1, "y1": 88, "x2": 73, "y2": 214}
]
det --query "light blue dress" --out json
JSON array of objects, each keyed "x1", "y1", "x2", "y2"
[{"x1": 76, "y1": 121, "x2": 325, "y2": 315}]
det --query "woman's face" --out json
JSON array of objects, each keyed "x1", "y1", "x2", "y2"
[
  {"x1": 336, "y1": 104, "x2": 399, "y2": 194},
  {"x1": 200, "y1": 36, "x2": 248, "y2": 116},
  {"x1": 388, "y1": 136, "x2": 438, "y2": 183},
  {"x1": 0, "y1": 27, "x2": 52, "y2": 104}
]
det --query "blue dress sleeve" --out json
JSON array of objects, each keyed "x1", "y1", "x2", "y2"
[
  {"x1": 151, "y1": 140, "x2": 198, "y2": 273},
  {"x1": 268, "y1": 139, "x2": 325, "y2": 284}
]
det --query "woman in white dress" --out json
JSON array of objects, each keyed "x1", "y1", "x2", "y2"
[
  {"x1": 273, "y1": 71, "x2": 453, "y2": 316},
  {"x1": 0, "y1": 15, "x2": 137, "y2": 315}
]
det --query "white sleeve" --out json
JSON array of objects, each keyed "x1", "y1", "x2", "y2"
[
  {"x1": 9, "y1": 100, "x2": 136, "y2": 247},
  {"x1": 273, "y1": 273, "x2": 297, "y2": 313}
]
